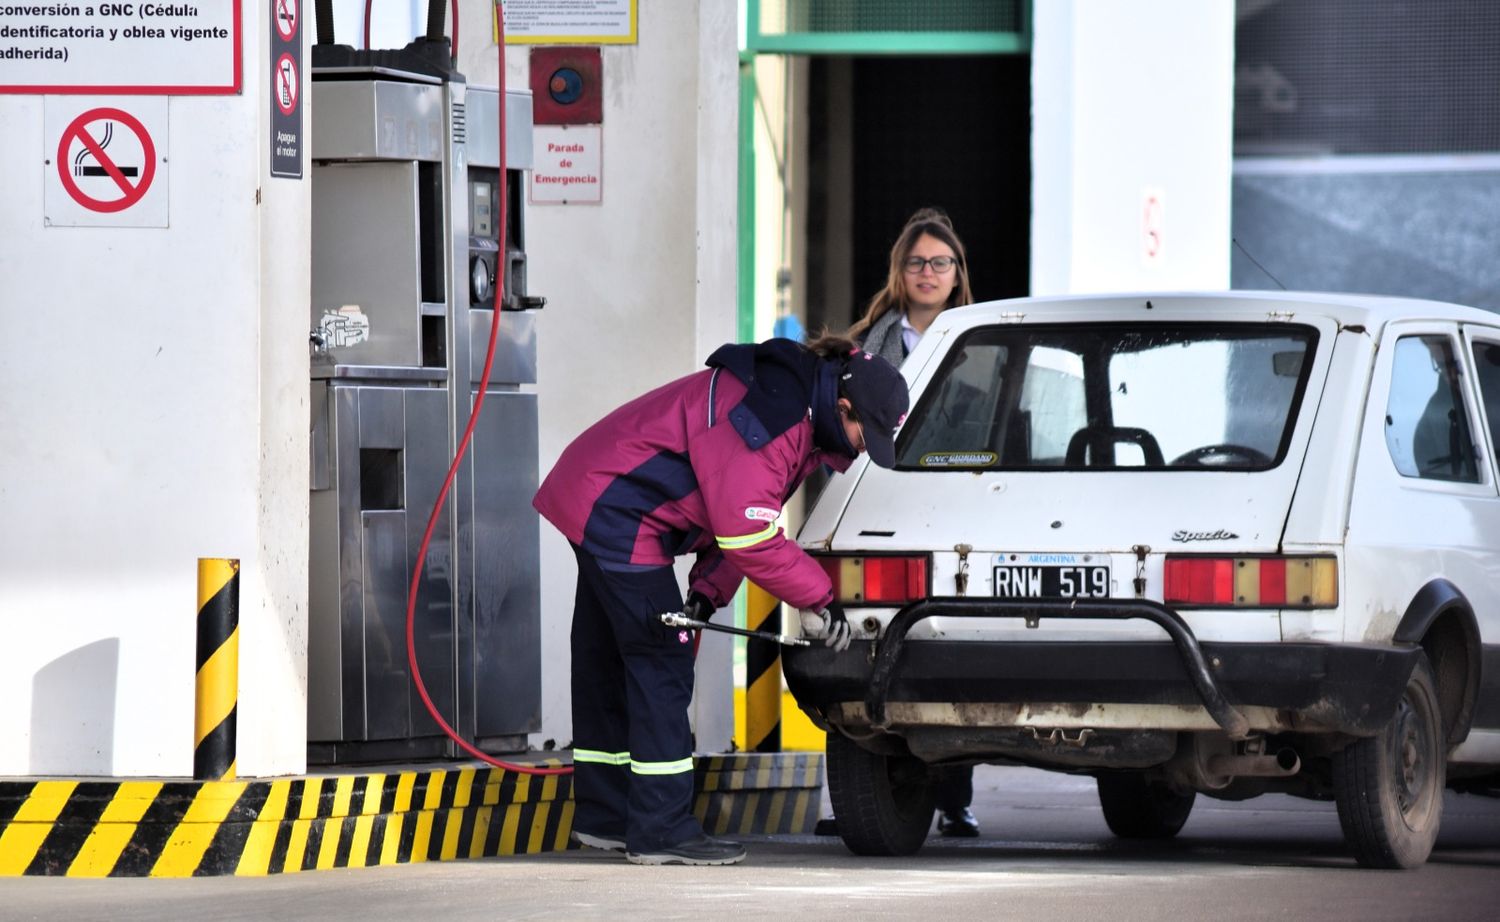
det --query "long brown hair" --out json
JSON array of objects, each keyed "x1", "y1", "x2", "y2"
[{"x1": 848, "y1": 207, "x2": 973, "y2": 338}]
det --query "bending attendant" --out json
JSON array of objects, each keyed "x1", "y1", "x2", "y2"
[{"x1": 534, "y1": 335, "x2": 909, "y2": 865}]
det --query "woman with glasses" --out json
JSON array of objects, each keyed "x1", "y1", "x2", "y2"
[
  {"x1": 843, "y1": 207, "x2": 982, "y2": 839},
  {"x1": 848, "y1": 207, "x2": 974, "y2": 368}
]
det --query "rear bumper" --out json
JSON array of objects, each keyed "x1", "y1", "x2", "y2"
[{"x1": 782, "y1": 597, "x2": 1419, "y2": 738}]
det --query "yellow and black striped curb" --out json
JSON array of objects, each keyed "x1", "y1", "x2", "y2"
[
  {"x1": 695, "y1": 751, "x2": 822, "y2": 838},
  {"x1": 0, "y1": 752, "x2": 823, "y2": 877},
  {"x1": 0, "y1": 764, "x2": 572, "y2": 878}
]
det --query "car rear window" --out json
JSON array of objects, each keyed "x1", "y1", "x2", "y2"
[{"x1": 896, "y1": 323, "x2": 1319, "y2": 471}]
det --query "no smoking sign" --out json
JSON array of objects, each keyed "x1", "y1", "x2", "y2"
[{"x1": 44, "y1": 97, "x2": 169, "y2": 228}]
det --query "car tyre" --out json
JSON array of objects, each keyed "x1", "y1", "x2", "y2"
[
  {"x1": 824, "y1": 731, "x2": 935, "y2": 856},
  {"x1": 1097, "y1": 772, "x2": 1195, "y2": 839},
  {"x1": 1332, "y1": 653, "x2": 1445, "y2": 869}
]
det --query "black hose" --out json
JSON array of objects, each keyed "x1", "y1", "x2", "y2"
[
  {"x1": 426, "y1": 0, "x2": 446, "y2": 39},
  {"x1": 314, "y1": 0, "x2": 334, "y2": 45}
]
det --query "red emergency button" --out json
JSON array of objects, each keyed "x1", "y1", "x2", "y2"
[{"x1": 548, "y1": 67, "x2": 585, "y2": 105}]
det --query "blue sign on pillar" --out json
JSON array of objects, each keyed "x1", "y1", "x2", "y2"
[{"x1": 271, "y1": 0, "x2": 303, "y2": 179}]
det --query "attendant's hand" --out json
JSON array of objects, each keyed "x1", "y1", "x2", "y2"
[{"x1": 799, "y1": 600, "x2": 852, "y2": 652}]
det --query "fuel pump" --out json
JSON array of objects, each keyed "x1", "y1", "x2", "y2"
[{"x1": 305, "y1": 2, "x2": 544, "y2": 764}]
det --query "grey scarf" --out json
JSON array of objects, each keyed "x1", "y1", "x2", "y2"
[{"x1": 858, "y1": 307, "x2": 907, "y2": 368}]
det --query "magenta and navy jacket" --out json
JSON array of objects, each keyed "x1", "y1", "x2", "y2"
[{"x1": 533, "y1": 340, "x2": 854, "y2": 612}]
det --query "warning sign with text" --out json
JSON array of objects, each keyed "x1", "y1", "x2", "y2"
[
  {"x1": 0, "y1": 1, "x2": 242, "y2": 95},
  {"x1": 530, "y1": 124, "x2": 602, "y2": 205},
  {"x1": 501, "y1": 0, "x2": 636, "y2": 45}
]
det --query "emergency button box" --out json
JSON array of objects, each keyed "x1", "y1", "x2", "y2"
[{"x1": 530, "y1": 46, "x2": 602, "y2": 125}]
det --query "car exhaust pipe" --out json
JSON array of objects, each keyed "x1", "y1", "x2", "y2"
[{"x1": 1206, "y1": 748, "x2": 1301, "y2": 778}]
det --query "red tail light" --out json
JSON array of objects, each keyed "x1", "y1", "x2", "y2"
[
  {"x1": 1164, "y1": 555, "x2": 1337, "y2": 608},
  {"x1": 1164, "y1": 557, "x2": 1235, "y2": 604},
  {"x1": 815, "y1": 554, "x2": 929, "y2": 605}
]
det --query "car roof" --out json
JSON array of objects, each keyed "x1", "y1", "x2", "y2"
[{"x1": 934, "y1": 290, "x2": 1500, "y2": 335}]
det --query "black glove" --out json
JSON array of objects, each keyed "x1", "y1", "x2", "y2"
[{"x1": 682, "y1": 591, "x2": 716, "y2": 623}]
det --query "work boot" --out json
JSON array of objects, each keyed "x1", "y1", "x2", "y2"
[
  {"x1": 626, "y1": 834, "x2": 747, "y2": 866},
  {"x1": 936, "y1": 807, "x2": 980, "y2": 838},
  {"x1": 571, "y1": 830, "x2": 626, "y2": 852}
]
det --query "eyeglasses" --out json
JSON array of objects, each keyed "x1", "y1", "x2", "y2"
[{"x1": 902, "y1": 255, "x2": 957, "y2": 274}]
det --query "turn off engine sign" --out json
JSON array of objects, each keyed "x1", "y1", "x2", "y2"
[{"x1": 0, "y1": 2, "x2": 241, "y2": 94}]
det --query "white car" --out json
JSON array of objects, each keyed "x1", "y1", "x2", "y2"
[{"x1": 787, "y1": 291, "x2": 1500, "y2": 869}]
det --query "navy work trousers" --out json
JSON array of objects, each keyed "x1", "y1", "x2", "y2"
[
  {"x1": 933, "y1": 764, "x2": 975, "y2": 814},
  {"x1": 569, "y1": 544, "x2": 703, "y2": 853}
]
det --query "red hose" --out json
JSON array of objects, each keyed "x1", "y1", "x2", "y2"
[
  {"x1": 403, "y1": 2, "x2": 572, "y2": 777},
  {"x1": 450, "y1": 0, "x2": 459, "y2": 64}
]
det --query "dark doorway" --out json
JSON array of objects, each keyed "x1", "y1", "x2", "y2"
[{"x1": 806, "y1": 55, "x2": 1031, "y2": 334}]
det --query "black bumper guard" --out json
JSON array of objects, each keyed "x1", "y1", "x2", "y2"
[{"x1": 866, "y1": 597, "x2": 1252, "y2": 739}]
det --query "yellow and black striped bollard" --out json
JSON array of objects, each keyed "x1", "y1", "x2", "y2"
[
  {"x1": 744, "y1": 582, "x2": 782, "y2": 752},
  {"x1": 195, "y1": 558, "x2": 240, "y2": 780}
]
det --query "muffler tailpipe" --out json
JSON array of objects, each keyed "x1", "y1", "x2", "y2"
[{"x1": 1206, "y1": 748, "x2": 1301, "y2": 778}]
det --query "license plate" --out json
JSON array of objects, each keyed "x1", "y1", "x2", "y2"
[{"x1": 993, "y1": 555, "x2": 1110, "y2": 598}]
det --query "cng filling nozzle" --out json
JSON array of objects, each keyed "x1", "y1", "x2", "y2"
[{"x1": 659, "y1": 611, "x2": 811, "y2": 647}]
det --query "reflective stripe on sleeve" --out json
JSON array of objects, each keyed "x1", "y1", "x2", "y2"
[
  {"x1": 630, "y1": 757, "x2": 695, "y2": 776},
  {"x1": 574, "y1": 749, "x2": 630, "y2": 766},
  {"x1": 715, "y1": 522, "x2": 780, "y2": 551}
]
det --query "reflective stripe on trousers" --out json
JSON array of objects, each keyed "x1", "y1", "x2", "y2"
[
  {"x1": 629, "y1": 757, "x2": 694, "y2": 776},
  {"x1": 575, "y1": 749, "x2": 630, "y2": 766},
  {"x1": 576, "y1": 751, "x2": 693, "y2": 777}
]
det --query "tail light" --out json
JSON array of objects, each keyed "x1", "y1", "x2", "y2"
[
  {"x1": 1164, "y1": 555, "x2": 1337, "y2": 608},
  {"x1": 814, "y1": 554, "x2": 929, "y2": 605}
]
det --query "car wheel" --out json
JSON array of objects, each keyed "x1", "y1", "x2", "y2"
[
  {"x1": 1332, "y1": 653, "x2": 1446, "y2": 869},
  {"x1": 1096, "y1": 772, "x2": 1196, "y2": 838},
  {"x1": 824, "y1": 731, "x2": 935, "y2": 856}
]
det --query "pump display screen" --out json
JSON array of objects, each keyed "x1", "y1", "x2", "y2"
[{"x1": 471, "y1": 180, "x2": 494, "y2": 238}]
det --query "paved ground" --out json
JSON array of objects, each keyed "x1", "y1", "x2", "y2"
[{"x1": 2, "y1": 766, "x2": 1497, "y2": 921}]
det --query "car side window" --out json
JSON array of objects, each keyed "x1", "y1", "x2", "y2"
[
  {"x1": 898, "y1": 344, "x2": 1009, "y2": 459},
  {"x1": 1469, "y1": 340, "x2": 1500, "y2": 463},
  {"x1": 1384, "y1": 335, "x2": 1479, "y2": 482}
]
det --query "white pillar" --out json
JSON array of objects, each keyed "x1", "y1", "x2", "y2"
[
  {"x1": 0, "y1": 2, "x2": 310, "y2": 777},
  {"x1": 510, "y1": 0, "x2": 741, "y2": 750},
  {"x1": 1031, "y1": 0, "x2": 1235, "y2": 294}
]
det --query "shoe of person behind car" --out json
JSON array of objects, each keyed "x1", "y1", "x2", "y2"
[
  {"x1": 625, "y1": 834, "x2": 747, "y2": 865},
  {"x1": 813, "y1": 816, "x2": 839, "y2": 836},
  {"x1": 936, "y1": 808, "x2": 980, "y2": 838}
]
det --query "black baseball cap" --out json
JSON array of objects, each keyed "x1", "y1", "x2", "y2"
[{"x1": 840, "y1": 349, "x2": 910, "y2": 468}]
